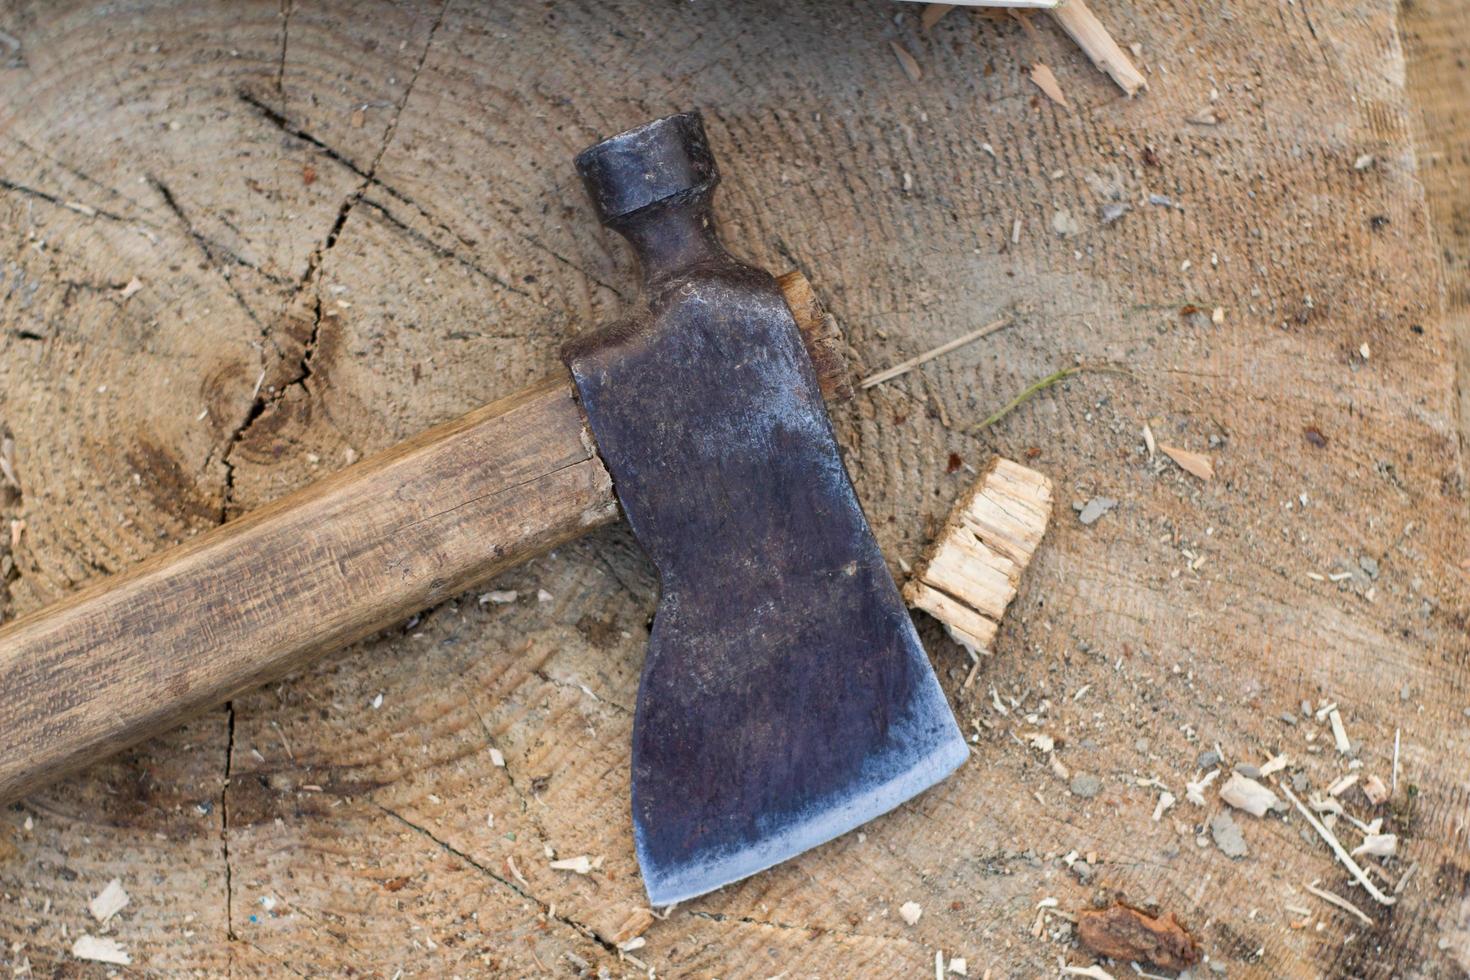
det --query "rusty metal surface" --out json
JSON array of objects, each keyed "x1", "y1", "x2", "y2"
[{"x1": 562, "y1": 112, "x2": 967, "y2": 905}]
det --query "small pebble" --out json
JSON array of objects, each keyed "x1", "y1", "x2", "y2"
[
  {"x1": 1210, "y1": 811, "x2": 1248, "y2": 858},
  {"x1": 1197, "y1": 750, "x2": 1221, "y2": 769},
  {"x1": 1235, "y1": 764, "x2": 1261, "y2": 779},
  {"x1": 1071, "y1": 773, "x2": 1102, "y2": 798},
  {"x1": 1077, "y1": 497, "x2": 1117, "y2": 526}
]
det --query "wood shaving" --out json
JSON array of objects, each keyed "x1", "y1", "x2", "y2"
[
  {"x1": 1152, "y1": 791, "x2": 1176, "y2": 821},
  {"x1": 1304, "y1": 880, "x2": 1373, "y2": 926},
  {"x1": 1025, "y1": 732, "x2": 1054, "y2": 753},
  {"x1": 1258, "y1": 753, "x2": 1290, "y2": 777},
  {"x1": 1281, "y1": 783, "x2": 1396, "y2": 905},
  {"x1": 89, "y1": 878, "x2": 129, "y2": 922},
  {"x1": 1185, "y1": 768, "x2": 1219, "y2": 806},
  {"x1": 1395, "y1": 862, "x2": 1417, "y2": 895},
  {"x1": 1061, "y1": 966, "x2": 1115, "y2": 980},
  {"x1": 1392, "y1": 728, "x2": 1401, "y2": 794},
  {"x1": 1029, "y1": 63, "x2": 1068, "y2": 106},
  {"x1": 72, "y1": 935, "x2": 131, "y2": 966},
  {"x1": 1159, "y1": 445, "x2": 1214, "y2": 480}
]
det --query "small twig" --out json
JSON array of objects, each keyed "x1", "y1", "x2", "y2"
[
  {"x1": 860, "y1": 319, "x2": 1009, "y2": 389},
  {"x1": 974, "y1": 366, "x2": 1082, "y2": 431},
  {"x1": 1304, "y1": 880, "x2": 1373, "y2": 926},
  {"x1": 1281, "y1": 783, "x2": 1396, "y2": 906},
  {"x1": 972, "y1": 363, "x2": 1129, "y2": 432}
]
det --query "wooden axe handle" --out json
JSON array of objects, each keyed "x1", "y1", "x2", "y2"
[{"x1": 0, "y1": 271, "x2": 848, "y2": 806}]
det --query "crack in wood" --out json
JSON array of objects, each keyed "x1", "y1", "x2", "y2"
[{"x1": 372, "y1": 802, "x2": 621, "y2": 956}]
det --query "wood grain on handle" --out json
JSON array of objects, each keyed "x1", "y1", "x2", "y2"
[{"x1": 0, "y1": 271, "x2": 843, "y2": 805}]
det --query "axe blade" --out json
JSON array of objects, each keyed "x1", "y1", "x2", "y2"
[
  {"x1": 563, "y1": 111, "x2": 967, "y2": 905},
  {"x1": 630, "y1": 582, "x2": 969, "y2": 906}
]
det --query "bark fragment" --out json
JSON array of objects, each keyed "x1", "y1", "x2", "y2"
[{"x1": 1076, "y1": 903, "x2": 1201, "y2": 971}]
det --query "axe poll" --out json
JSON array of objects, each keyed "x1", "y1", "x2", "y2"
[{"x1": 0, "y1": 112, "x2": 966, "y2": 903}]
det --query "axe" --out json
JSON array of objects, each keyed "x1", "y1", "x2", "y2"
[{"x1": 0, "y1": 111, "x2": 966, "y2": 905}]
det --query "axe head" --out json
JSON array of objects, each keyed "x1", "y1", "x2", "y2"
[{"x1": 564, "y1": 112, "x2": 967, "y2": 906}]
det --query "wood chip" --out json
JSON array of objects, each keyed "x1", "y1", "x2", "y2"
[
  {"x1": 609, "y1": 908, "x2": 656, "y2": 946},
  {"x1": 1151, "y1": 791, "x2": 1176, "y2": 821},
  {"x1": 1361, "y1": 773, "x2": 1389, "y2": 806},
  {"x1": 921, "y1": 3, "x2": 955, "y2": 31},
  {"x1": 550, "y1": 855, "x2": 593, "y2": 874},
  {"x1": 72, "y1": 935, "x2": 131, "y2": 966},
  {"x1": 119, "y1": 276, "x2": 143, "y2": 299},
  {"x1": 1328, "y1": 708, "x2": 1351, "y2": 754},
  {"x1": 1258, "y1": 753, "x2": 1290, "y2": 777},
  {"x1": 1029, "y1": 62, "x2": 1068, "y2": 106},
  {"x1": 1351, "y1": 833, "x2": 1397, "y2": 859},
  {"x1": 1159, "y1": 445, "x2": 1213, "y2": 480},
  {"x1": 1077, "y1": 903, "x2": 1200, "y2": 971},
  {"x1": 489, "y1": 747, "x2": 505, "y2": 767},
  {"x1": 1061, "y1": 965, "x2": 1115, "y2": 980},
  {"x1": 899, "y1": 900, "x2": 923, "y2": 925},
  {"x1": 1219, "y1": 773, "x2": 1280, "y2": 817},
  {"x1": 891, "y1": 41, "x2": 923, "y2": 82},
  {"x1": 1048, "y1": 0, "x2": 1145, "y2": 96},
  {"x1": 904, "y1": 459, "x2": 1052, "y2": 658},
  {"x1": 89, "y1": 878, "x2": 129, "y2": 922}
]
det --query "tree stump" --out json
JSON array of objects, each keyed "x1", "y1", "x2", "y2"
[{"x1": 1, "y1": 1, "x2": 1466, "y2": 976}]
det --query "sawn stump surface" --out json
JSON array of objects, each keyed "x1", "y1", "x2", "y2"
[{"x1": 1, "y1": 1, "x2": 1467, "y2": 976}]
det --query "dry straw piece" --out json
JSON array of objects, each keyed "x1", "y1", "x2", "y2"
[{"x1": 903, "y1": 458, "x2": 1053, "y2": 663}]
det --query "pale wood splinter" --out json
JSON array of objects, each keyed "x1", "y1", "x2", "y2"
[{"x1": 903, "y1": 458, "x2": 1053, "y2": 669}]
